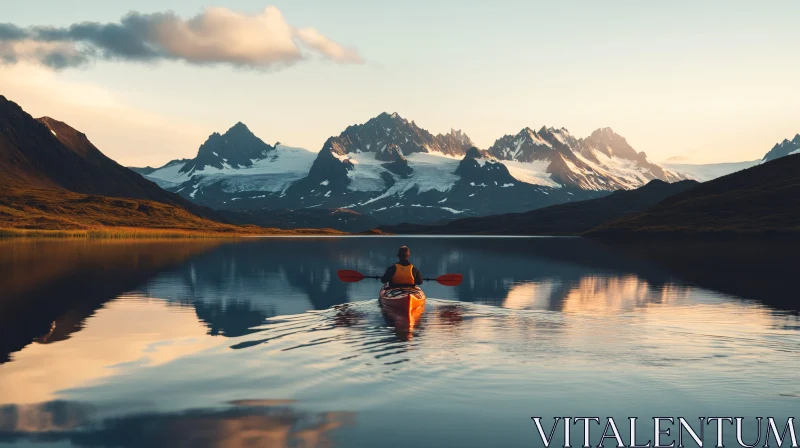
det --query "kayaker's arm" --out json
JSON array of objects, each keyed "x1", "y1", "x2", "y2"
[
  {"x1": 413, "y1": 266, "x2": 423, "y2": 285},
  {"x1": 380, "y1": 266, "x2": 395, "y2": 284}
]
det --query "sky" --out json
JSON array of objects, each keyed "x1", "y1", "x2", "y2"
[{"x1": 1, "y1": 0, "x2": 799, "y2": 166}]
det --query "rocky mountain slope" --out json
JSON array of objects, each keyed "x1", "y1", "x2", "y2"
[
  {"x1": 487, "y1": 127, "x2": 684, "y2": 190},
  {"x1": 136, "y1": 113, "x2": 685, "y2": 226},
  {"x1": 586, "y1": 154, "x2": 800, "y2": 238},
  {"x1": 0, "y1": 95, "x2": 221, "y2": 221},
  {"x1": 0, "y1": 96, "x2": 337, "y2": 234},
  {"x1": 761, "y1": 134, "x2": 800, "y2": 163}
]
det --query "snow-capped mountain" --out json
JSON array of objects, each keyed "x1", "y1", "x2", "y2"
[
  {"x1": 662, "y1": 160, "x2": 759, "y2": 182},
  {"x1": 131, "y1": 113, "x2": 686, "y2": 228},
  {"x1": 661, "y1": 132, "x2": 800, "y2": 182},
  {"x1": 762, "y1": 134, "x2": 800, "y2": 163},
  {"x1": 138, "y1": 123, "x2": 318, "y2": 198},
  {"x1": 182, "y1": 122, "x2": 275, "y2": 173},
  {"x1": 488, "y1": 126, "x2": 685, "y2": 190},
  {"x1": 277, "y1": 113, "x2": 595, "y2": 222},
  {"x1": 324, "y1": 112, "x2": 473, "y2": 158}
]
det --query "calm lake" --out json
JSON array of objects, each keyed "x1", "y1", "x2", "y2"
[{"x1": 1, "y1": 237, "x2": 799, "y2": 448}]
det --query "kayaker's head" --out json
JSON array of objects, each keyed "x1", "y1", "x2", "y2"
[{"x1": 397, "y1": 246, "x2": 411, "y2": 263}]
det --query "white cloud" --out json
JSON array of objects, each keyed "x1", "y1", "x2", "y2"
[
  {"x1": 295, "y1": 27, "x2": 362, "y2": 63},
  {"x1": 0, "y1": 6, "x2": 363, "y2": 70}
]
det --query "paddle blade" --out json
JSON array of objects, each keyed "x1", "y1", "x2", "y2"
[
  {"x1": 337, "y1": 270, "x2": 366, "y2": 283},
  {"x1": 435, "y1": 274, "x2": 463, "y2": 287}
]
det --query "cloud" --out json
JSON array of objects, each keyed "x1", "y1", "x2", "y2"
[
  {"x1": 0, "y1": 6, "x2": 363, "y2": 70},
  {"x1": 295, "y1": 28, "x2": 362, "y2": 64}
]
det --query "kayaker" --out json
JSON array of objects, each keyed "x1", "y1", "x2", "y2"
[{"x1": 381, "y1": 246, "x2": 423, "y2": 288}]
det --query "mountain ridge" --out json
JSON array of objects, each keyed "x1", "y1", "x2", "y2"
[
  {"x1": 134, "y1": 112, "x2": 684, "y2": 227},
  {"x1": 379, "y1": 179, "x2": 700, "y2": 235},
  {"x1": 0, "y1": 95, "x2": 220, "y2": 220},
  {"x1": 586, "y1": 154, "x2": 800, "y2": 238},
  {"x1": 0, "y1": 95, "x2": 344, "y2": 234},
  {"x1": 761, "y1": 134, "x2": 800, "y2": 163}
]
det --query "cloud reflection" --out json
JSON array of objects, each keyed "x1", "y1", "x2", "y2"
[{"x1": 0, "y1": 400, "x2": 353, "y2": 448}]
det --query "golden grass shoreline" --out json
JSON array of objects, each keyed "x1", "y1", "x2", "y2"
[{"x1": 0, "y1": 226, "x2": 348, "y2": 239}]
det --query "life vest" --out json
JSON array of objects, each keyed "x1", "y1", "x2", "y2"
[{"x1": 391, "y1": 263, "x2": 415, "y2": 285}]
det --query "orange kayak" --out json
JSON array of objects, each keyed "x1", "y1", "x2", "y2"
[{"x1": 379, "y1": 286, "x2": 426, "y2": 315}]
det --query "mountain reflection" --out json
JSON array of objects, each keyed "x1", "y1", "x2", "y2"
[
  {"x1": 0, "y1": 239, "x2": 221, "y2": 364},
  {"x1": 2, "y1": 237, "x2": 798, "y2": 365},
  {"x1": 0, "y1": 400, "x2": 353, "y2": 448},
  {"x1": 136, "y1": 238, "x2": 800, "y2": 333}
]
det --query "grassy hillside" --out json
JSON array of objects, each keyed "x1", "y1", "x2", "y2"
[{"x1": 0, "y1": 186, "x2": 343, "y2": 237}]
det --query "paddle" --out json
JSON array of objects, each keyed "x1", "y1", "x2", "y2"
[{"x1": 337, "y1": 269, "x2": 463, "y2": 287}]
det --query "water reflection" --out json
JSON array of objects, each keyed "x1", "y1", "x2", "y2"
[
  {"x1": 380, "y1": 304, "x2": 426, "y2": 341},
  {"x1": 0, "y1": 239, "x2": 221, "y2": 364},
  {"x1": 3, "y1": 237, "x2": 799, "y2": 365},
  {"x1": 0, "y1": 400, "x2": 353, "y2": 448},
  {"x1": 2, "y1": 237, "x2": 800, "y2": 447}
]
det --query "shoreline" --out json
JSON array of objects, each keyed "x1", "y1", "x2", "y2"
[{"x1": 0, "y1": 226, "x2": 348, "y2": 239}]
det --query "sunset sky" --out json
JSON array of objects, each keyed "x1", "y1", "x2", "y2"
[{"x1": 2, "y1": 0, "x2": 799, "y2": 166}]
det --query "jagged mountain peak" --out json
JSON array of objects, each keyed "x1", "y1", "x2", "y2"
[
  {"x1": 537, "y1": 125, "x2": 569, "y2": 134},
  {"x1": 487, "y1": 124, "x2": 684, "y2": 190},
  {"x1": 373, "y1": 111, "x2": 407, "y2": 125},
  {"x1": 445, "y1": 128, "x2": 468, "y2": 139},
  {"x1": 324, "y1": 112, "x2": 473, "y2": 159},
  {"x1": 456, "y1": 147, "x2": 517, "y2": 186},
  {"x1": 178, "y1": 122, "x2": 275, "y2": 174},
  {"x1": 590, "y1": 127, "x2": 619, "y2": 138},
  {"x1": 537, "y1": 126, "x2": 575, "y2": 147},
  {"x1": 225, "y1": 121, "x2": 253, "y2": 135},
  {"x1": 587, "y1": 127, "x2": 622, "y2": 140},
  {"x1": 518, "y1": 127, "x2": 545, "y2": 139},
  {"x1": 584, "y1": 127, "x2": 640, "y2": 160},
  {"x1": 762, "y1": 132, "x2": 800, "y2": 162},
  {"x1": 487, "y1": 127, "x2": 555, "y2": 163}
]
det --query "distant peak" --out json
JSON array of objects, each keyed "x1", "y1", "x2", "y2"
[
  {"x1": 226, "y1": 121, "x2": 252, "y2": 134},
  {"x1": 371, "y1": 112, "x2": 409, "y2": 129},
  {"x1": 517, "y1": 127, "x2": 541, "y2": 141},
  {"x1": 377, "y1": 111, "x2": 403, "y2": 120}
]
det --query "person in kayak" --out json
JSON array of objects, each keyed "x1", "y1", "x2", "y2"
[{"x1": 381, "y1": 246, "x2": 423, "y2": 288}]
